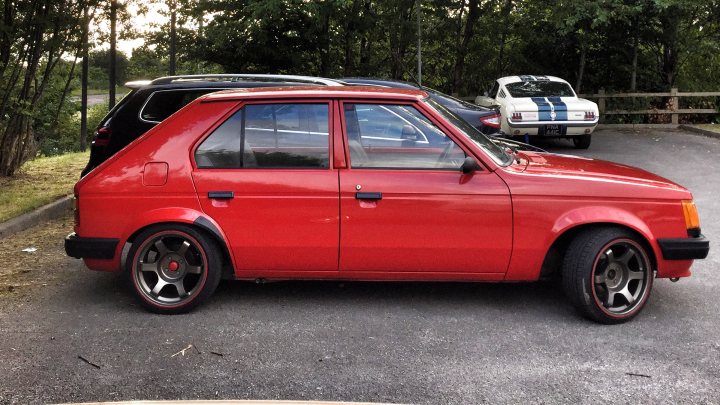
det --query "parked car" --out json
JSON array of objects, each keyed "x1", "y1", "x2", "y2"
[
  {"x1": 65, "y1": 86, "x2": 708, "y2": 323},
  {"x1": 81, "y1": 74, "x2": 344, "y2": 177},
  {"x1": 476, "y1": 75, "x2": 599, "y2": 149},
  {"x1": 340, "y1": 78, "x2": 502, "y2": 135}
]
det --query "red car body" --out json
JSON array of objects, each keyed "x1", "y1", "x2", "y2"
[{"x1": 66, "y1": 87, "x2": 708, "y2": 321}]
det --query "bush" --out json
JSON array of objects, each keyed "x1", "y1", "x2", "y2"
[{"x1": 38, "y1": 103, "x2": 108, "y2": 156}]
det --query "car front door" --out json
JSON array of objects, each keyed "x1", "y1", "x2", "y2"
[
  {"x1": 339, "y1": 101, "x2": 512, "y2": 277},
  {"x1": 191, "y1": 101, "x2": 339, "y2": 275}
]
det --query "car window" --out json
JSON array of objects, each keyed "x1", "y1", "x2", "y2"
[
  {"x1": 505, "y1": 81, "x2": 575, "y2": 98},
  {"x1": 196, "y1": 103, "x2": 329, "y2": 169},
  {"x1": 344, "y1": 103, "x2": 465, "y2": 170},
  {"x1": 489, "y1": 82, "x2": 500, "y2": 98},
  {"x1": 426, "y1": 99, "x2": 512, "y2": 166},
  {"x1": 141, "y1": 89, "x2": 218, "y2": 123}
]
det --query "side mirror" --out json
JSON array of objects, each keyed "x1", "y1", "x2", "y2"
[
  {"x1": 483, "y1": 91, "x2": 489, "y2": 97},
  {"x1": 461, "y1": 156, "x2": 480, "y2": 174}
]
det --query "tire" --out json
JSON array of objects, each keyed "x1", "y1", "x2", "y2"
[
  {"x1": 572, "y1": 134, "x2": 591, "y2": 149},
  {"x1": 562, "y1": 227, "x2": 654, "y2": 324},
  {"x1": 126, "y1": 224, "x2": 223, "y2": 314}
]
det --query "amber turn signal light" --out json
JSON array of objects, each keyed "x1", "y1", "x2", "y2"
[{"x1": 682, "y1": 200, "x2": 700, "y2": 231}]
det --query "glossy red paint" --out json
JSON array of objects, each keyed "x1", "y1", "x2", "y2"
[{"x1": 72, "y1": 86, "x2": 701, "y2": 283}]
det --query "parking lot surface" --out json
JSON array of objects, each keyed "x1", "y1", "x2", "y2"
[{"x1": 0, "y1": 129, "x2": 718, "y2": 404}]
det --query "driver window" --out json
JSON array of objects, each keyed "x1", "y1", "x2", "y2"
[{"x1": 344, "y1": 103, "x2": 466, "y2": 170}]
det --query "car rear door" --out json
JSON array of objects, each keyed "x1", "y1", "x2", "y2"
[
  {"x1": 191, "y1": 100, "x2": 339, "y2": 275},
  {"x1": 338, "y1": 101, "x2": 512, "y2": 277}
]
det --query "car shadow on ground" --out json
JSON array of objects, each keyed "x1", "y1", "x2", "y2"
[
  {"x1": 71, "y1": 270, "x2": 581, "y2": 322},
  {"x1": 62, "y1": 269, "x2": 691, "y2": 327}
]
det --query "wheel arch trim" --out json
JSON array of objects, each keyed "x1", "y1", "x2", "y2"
[
  {"x1": 119, "y1": 207, "x2": 236, "y2": 274},
  {"x1": 506, "y1": 205, "x2": 661, "y2": 281},
  {"x1": 543, "y1": 207, "x2": 660, "y2": 275}
]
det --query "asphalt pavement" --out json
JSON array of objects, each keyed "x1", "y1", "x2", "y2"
[{"x1": 0, "y1": 129, "x2": 718, "y2": 404}]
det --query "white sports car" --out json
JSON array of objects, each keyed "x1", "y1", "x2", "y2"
[{"x1": 476, "y1": 75, "x2": 599, "y2": 149}]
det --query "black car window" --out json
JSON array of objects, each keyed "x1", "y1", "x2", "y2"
[
  {"x1": 196, "y1": 103, "x2": 330, "y2": 169},
  {"x1": 140, "y1": 89, "x2": 218, "y2": 123},
  {"x1": 489, "y1": 82, "x2": 500, "y2": 98},
  {"x1": 505, "y1": 81, "x2": 575, "y2": 98}
]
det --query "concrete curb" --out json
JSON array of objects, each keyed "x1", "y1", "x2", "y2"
[
  {"x1": 0, "y1": 195, "x2": 73, "y2": 239},
  {"x1": 679, "y1": 124, "x2": 720, "y2": 139}
]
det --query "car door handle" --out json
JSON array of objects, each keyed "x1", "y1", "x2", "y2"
[
  {"x1": 208, "y1": 191, "x2": 234, "y2": 199},
  {"x1": 355, "y1": 192, "x2": 382, "y2": 200}
]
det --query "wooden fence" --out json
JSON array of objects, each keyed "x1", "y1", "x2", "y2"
[
  {"x1": 462, "y1": 88, "x2": 719, "y2": 127},
  {"x1": 577, "y1": 88, "x2": 719, "y2": 125}
]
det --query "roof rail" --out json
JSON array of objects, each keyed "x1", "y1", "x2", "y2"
[
  {"x1": 125, "y1": 80, "x2": 152, "y2": 89},
  {"x1": 149, "y1": 74, "x2": 342, "y2": 86}
]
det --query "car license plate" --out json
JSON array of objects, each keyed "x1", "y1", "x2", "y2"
[{"x1": 543, "y1": 124, "x2": 566, "y2": 136}]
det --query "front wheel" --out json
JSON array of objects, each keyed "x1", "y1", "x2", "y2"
[
  {"x1": 127, "y1": 224, "x2": 222, "y2": 314},
  {"x1": 572, "y1": 134, "x2": 592, "y2": 149},
  {"x1": 562, "y1": 227, "x2": 654, "y2": 324}
]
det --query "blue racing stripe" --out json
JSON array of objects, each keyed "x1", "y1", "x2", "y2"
[
  {"x1": 531, "y1": 97, "x2": 553, "y2": 121},
  {"x1": 547, "y1": 97, "x2": 568, "y2": 120}
]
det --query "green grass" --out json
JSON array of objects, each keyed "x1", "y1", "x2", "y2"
[
  {"x1": 0, "y1": 151, "x2": 89, "y2": 223},
  {"x1": 695, "y1": 124, "x2": 720, "y2": 133}
]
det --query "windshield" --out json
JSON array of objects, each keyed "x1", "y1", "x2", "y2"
[
  {"x1": 505, "y1": 81, "x2": 575, "y2": 98},
  {"x1": 426, "y1": 98, "x2": 512, "y2": 166}
]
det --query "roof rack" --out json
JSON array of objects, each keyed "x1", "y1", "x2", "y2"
[
  {"x1": 125, "y1": 80, "x2": 152, "y2": 89},
  {"x1": 149, "y1": 74, "x2": 341, "y2": 86}
]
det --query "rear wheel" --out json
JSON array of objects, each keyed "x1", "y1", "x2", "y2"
[
  {"x1": 127, "y1": 224, "x2": 222, "y2": 314},
  {"x1": 562, "y1": 227, "x2": 653, "y2": 324},
  {"x1": 572, "y1": 134, "x2": 591, "y2": 149}
]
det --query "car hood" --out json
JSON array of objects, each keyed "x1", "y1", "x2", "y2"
[{"x1": 507, "y1": 151, "x2": 690, "y2": 197}]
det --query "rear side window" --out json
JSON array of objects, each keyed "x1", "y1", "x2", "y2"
[
  {"x1": 195, "y1": 103, "x2": 329, "y2": 169},
  {"x1": 488, "y1": 82, "x2": 500, "y2": 98},
  {"x1": 141, "y1": 89, "x2": 218, "y2": 123}
]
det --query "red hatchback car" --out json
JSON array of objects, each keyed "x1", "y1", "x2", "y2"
[{"x1": 65, "y1": 87, "x2": 709, "y2": 323}]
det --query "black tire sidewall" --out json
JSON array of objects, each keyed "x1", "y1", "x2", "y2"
[
  {"x1": 573, "y1": 134, "x2": 592, "y2": 149},
  {"x1": 563, "y1": 228, "x2": 654, "y2": 324},
  {"x1": 126, "y1": 224, "x2": 223, "y2": 314}
]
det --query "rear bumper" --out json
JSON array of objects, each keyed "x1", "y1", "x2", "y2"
[
  {"x1": 65, "y1": 233, "x2": 119, "y2": 259},
  {"x1": 506, "y1": 118, "x2": 599, "y2": 128},
  {"x1": 657, "y1": 235, "x2": 710, "y2": 260}
]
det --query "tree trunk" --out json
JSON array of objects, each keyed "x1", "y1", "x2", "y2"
[
  {"x1": 318, "y1": 6, "x2": 331, "y2": 77},
  {"x1": 630, "y1": 32, "x2": 638, "y2": 91},
  {"x1": 0, "y1": 0, "x2": 15, "y2": 77},
  {"x1": 576, "y1": 44, "x2": 586, "y2": 93},
  {"x1": 495, "y1": 0, "x2": 513, "y2": 77},
  {"x1": 109, "y1": 0, "x2": 117, "y2": 109},
  {"x1": 169, "y1": 0, "x2": 176, "y2": 75},
  {"x1": 0, "y1": 0, "x2": 47, "y2": 176},
  {"x1": 80, "y1": 4, "x2": 90, "y2": 151},
  {"x1": 451, "y1": 0, "x2": 479, "y2": 94},
  {"x1": 358, "y1": 0, "x2": 373, "y2": 74}
]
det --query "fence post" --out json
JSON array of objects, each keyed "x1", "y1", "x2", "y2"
[
  {"x1": 670, "y1": 87, "x2": 679, "y2": 125},
  {"x1": 598, "y1": 88, "x2": 606, "y2": 115}
]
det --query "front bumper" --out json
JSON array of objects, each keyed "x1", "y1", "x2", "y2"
[
  {"x1": 657, "y1": 235, "x2": 710, "y2": 260},
  {"x1": 65, "y1": 233, "x2": 119, "y2": 259}
]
